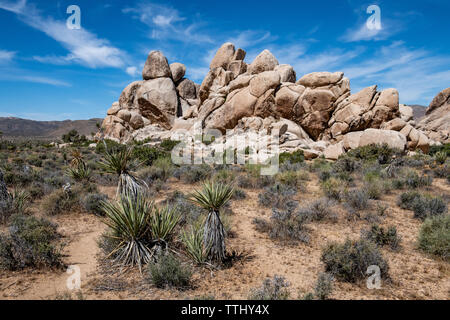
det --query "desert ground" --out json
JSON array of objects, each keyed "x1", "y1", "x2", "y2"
[{"x1": 0, "y1": 139, "x2": 448, "y2": 300}]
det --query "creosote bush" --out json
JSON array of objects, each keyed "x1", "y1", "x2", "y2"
[
  {"x1": 147, "y1": 252, "x2": 192, "y2": 289},
  {"x1": 258, "y1": 183, "x2": 297, "y2": 210},
  {"x1": 0, "y1": 215, "x2": 62, "y2": 270},
  {"x1": 81, "y1": 193, "x2": 108, "y2": 216},
  {"x1": 321, "y1": 239, "x2": 389, "y2": 283},
  {"x1": 253, "y1": 208, "x2": 309, "y2": 244},
  {"x1": 361, "y1": 224, "x2": 401, "y2": 250},
  {"x1": 398, "y1": 191, "x2": 447, "y2": 220},
  {"x1": 41, "y1": 187, "x2": 81, "y2": 216},
  {"x1": 418, "y1": 215, "x2": 449, "y2": 261},
  {"x1": 249, "y1": 275, "x2": 291, "y2": 300},
  {"x1": 297, "y1": 198, "x2": 338, "y2": 222}
]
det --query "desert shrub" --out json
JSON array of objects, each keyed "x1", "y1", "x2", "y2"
[
  {"x1": 81, "y1": 193, "x2": 108, "y2": 216},
  {"x1": 398, "y1": 191, "x2": 422, "y2": 210},
  {"x1": 249, "y1": 275, "x2": 290, "y2": 300},
  {"x1": 346, "y1": 144, "x2": 401, "y2": 164},
  {"x1": 364, "y1": 179, "x2": 384, "y2": 200},
  {"x1": 147, "y1": 252, "x2": 192, "y2": 289},
  {"x1": 433, "y1": 164, "x2": 449, "y2": 179},
  {"x1": 361, "y1": 225, "x2": 401, "y2": 250},
  {"x1": 418, "y1": 215, "x2": 449, "y2": 261},
  {"x1": 27, "y1": 155, "x2": 43, "y2": 167},
  {"x1": 321, "y1": 178, "x2": 345, "y2": 201},
  {"x1": 398, "y1": 192, "x2": 447, "y2": 220},
  {"x1": 297, "y1": 198, "x2": 338, "y2": 222},
  {"x1": 95, "y1": 139, "x2": 123, "y2": 154},
  {"x1": 313, "y1": 272, "x2": 334, "y2": 300},
  {"x1": 344, "y1": 189, "x2": 369, "y2": 212},
  {"x1": 138, "y1": 157, "x2": 173, "y2": 184},
  {"x1": 321, "y1": 239, "x2": 389, "y2": 283},
  {"x1": 258, "y1": 183, "x2": 297, "y2": 211},
  {"x1": 132, "y1": 145, "x2": 168, "y2": 166},
  {"x1": 403, "y1": 170, "x2": 433, "y2": 189},
  {"x1": 41, "y1": 187, "x2": 81, "y2": 215},
  {"x1": 0, "y1": 215, "x2": 62, "y2": 270},
  {"x1": 412, "y1": 196, "x2": 447, "y2": 221},
  {"x1": 174, "y1": 164, "x2": 212, "y2": 183},
  {"x1": 232, "y1": 188, "x2": 246, "y2": 200},
  {"x1": 333, "y1": 156, "x2": 360, "y2": 174},
  {"x1": 253, "y1": 209, "x2": 309, "y2": 243},
  {"x1": 27, "y1": 181, "x2": 53, "y2": 199},
  {"x1": 275, "y1": 170, "x2": 309, "y2": 188},
  {"x1": 429, "y1": 143, "x2": 450, "y2": 157},
  {"x1": 159, "y1": 139, "x2": 181, "y2": 152},
  {"x1": 279, "y1": 150, "x2": 304, "y2": 165}
]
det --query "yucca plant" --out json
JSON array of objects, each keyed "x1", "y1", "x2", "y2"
[
  {"x1": 100, "y1": 193, "x2": 154, "y2": 271},
  {"x1": 189, "y1": 181, "x2": 234, "y2": 263},
  {"x1": 150, "y1": 205, "x2": 181, "y2": 244},
  {"x1": 435, "y1": 151, "x2": 447, "y2": 165},
  {"x1": 66, "y1": 161, "x2": 91, "y2": 182},
  {"x1": 181, "y1": 222, "x2": 211, "y2": 265},
  {"x1": 99, "y1": 144, "x2": 147, "y2": 198},
  {"x1": 11, "y1": 190, "x2": 30, "y2": 214}
]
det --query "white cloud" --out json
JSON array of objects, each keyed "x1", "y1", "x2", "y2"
[
  {"x1": 0, "y1": 0, "x2": 126, "y2": 68},
  {"x1": 126, "y1": 66, "x2": 140, "y2": 77},
  {"x1": 7, "y1": 74, "x2": 71, "y2": 86},
  {"x1": 0, "y1": 49, "x2": 16, "y2": 63},
  {"x1": 124, "y1": 2, "x2": 213, "y2": 44}
]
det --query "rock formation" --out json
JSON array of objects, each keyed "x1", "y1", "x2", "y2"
[
  {"x1": 98, "y1": 43, "x2": 445, "y2": 160},
  {"x1": 417, "y1": 88, "x2": 450, "y2": 143}
]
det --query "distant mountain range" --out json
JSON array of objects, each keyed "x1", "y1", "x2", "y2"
[{"x1": 0, "y1": 117, "x2": 103, "y2": 140}]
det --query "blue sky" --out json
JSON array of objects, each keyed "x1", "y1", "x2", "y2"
[{"x1": 0, "y1": 0, "x2": 449, "y2": 120}]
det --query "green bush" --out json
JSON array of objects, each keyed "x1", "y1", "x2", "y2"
[
  {"x1": 249, "y1": 275, "x2": 291, "y2": 300},
  {"x1": 279, "y1": 150, "x2": 304, "y2": 165},
  {"x1": 346, "y1": 144, "x2": 401, "y2": 164},
  {"x1": 321, "y1": 178, "x2": 345, "y2": 201},
  {"x1": 361, "y1": 224, "x2": 401, "y2": 250},
  {"x1": 297, "y1": 198, "x2": 337, "y2": 222},
  {"x1": 0, "y1": 215, "x2": 62, "y2": 270},
  {"x1": 398, "y1": 192, "x2": 447, "y2": 220},
  {"x1": 321, "y1": 239, "x2": 389, "y2": 283},
  {"x1": 81, "y1": 193, "x2": 108, "y2": 215},
  {"x1": 418, "y1": 215, "x2": 449, "y2": 261},
  {"x1": 147, "y1": 252, "x2": 192, "y2": 289},
  {"x1": 253, "y1": 208, "x2": 309, "y2": 243},
  {"x1": 41, "y1": 187, "x2": 81, "y2": 215},
  {"x1": 313, "y1": 272, "x2": 334, "y2": 300}
]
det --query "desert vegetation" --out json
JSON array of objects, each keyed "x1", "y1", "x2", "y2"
[{"x1": 0, "y1": 137, "x2": 448, "y2": 300}]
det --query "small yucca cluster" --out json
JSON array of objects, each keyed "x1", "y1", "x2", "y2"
[{"x1": 189, "y1": 181, "x2": 234, "y2": 263}]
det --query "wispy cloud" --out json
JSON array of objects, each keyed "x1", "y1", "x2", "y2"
[
  {"x1": 125, "y1": 66, "x2": 140, "y2": 77},
  {"x1": 0, "y1": 0, "x2": 127, "y2": 68},
  {"x1": 4, "y1": 73, "x2": 71, "y2": 86},
  {"x1": 123, "y1": 2, "x2": 213, "y2": 44},
  {"x1": 0, "y1": 49, "x2": 16, "y2": 63}
]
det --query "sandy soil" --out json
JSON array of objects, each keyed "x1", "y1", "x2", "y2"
[{"x1": 0, "y1": 178, "x2": 449, "y2": 300}]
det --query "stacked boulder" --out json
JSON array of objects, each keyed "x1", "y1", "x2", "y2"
[
  {"x1": 417, "y1": 88, "x2": 450, "y2": 143},
  {"x1": 100, "y1": 51, "x2": 198, "y2": 142},
  {"x1": 99, "y1": 42, "x2": 444, "y2": 159}
]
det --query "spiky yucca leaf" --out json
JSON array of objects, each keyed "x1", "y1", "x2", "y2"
[
  {"x1": 11, "y1": 190, "x2": 30, "y2": 214},
  {"x1": 181, "y1": 223, "x2": 211, "y2": 265},
  {"x1": 189, "y1": 181, "x2": 234, "y2": 263},
  {"x1": 66, "y1": 161, "x2": 91, "y2": 182},
  {"x1": 99, "y1": 145, "x2": 136, "y2": 175},
  {"x1": 189, "y1": 181, "x2": 234, "y2": 211},
  {"x1": 100, "y1": 194, "x2": 154, "y2": 271},
  {"x1": 150, "y1": 206, "x2": 181, "y2": 242}
]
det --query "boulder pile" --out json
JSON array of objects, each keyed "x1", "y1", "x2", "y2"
[{"x1": 98, "y1": 42, "x2": 445, "y2": 160}]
